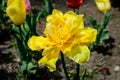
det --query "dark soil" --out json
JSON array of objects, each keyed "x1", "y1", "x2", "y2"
[{"x1": 0, "y1": 0, "x2": 120, "y2": 80}]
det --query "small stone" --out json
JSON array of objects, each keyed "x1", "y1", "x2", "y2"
[{"x1": 114, "y1": 66, "x2": 120, "y2": 72}]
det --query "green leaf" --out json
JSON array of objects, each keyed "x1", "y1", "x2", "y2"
[
  {"x1": 43, "y1": 0, "x2": 53, "y2": 16},
  {"x1": 12, "y1": 24, "x2": 20, "y2": 34},
  {"x1": 21, "y1": 23, "x2": 30, "y2": 38},
  {"x1": 21, "y1": 61, "x2": 27, "y2": 73},
  {"x1": 27, "y1": 62, "x2": 37, "y2": 74},
  {"x1": 16, "y1": 75, "x2": 21, "y2": 80},
  {"x1": 102, "y1": 12, "x2": 111, "y2": 28},
  {"x1": 1, "y1": 0, "x2": 5, "y2": 7},
  {"x1": 80, "y1": 68, "x2": 87, "y2": 80},
  {"x1": 88, "y1": 16, "x2": 99, "y2": 29},
  {"x1": 99, "y1": 30, "x2": 109, "y2": 44},
  {"x1": 34, "y1": 11, "x2": 43, "y2": 23},
  {"x1": 16, "y1": 37, "x2": 27, "y2": 60}
]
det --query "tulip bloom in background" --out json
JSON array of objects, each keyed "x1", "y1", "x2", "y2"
[
  {"x1": 89, "y1": 0, "x2": 111, "y2": 50},
  {"x1": 6, "y1": 0, "x2": 31, "y2": 25},
  {"x1": 25, "y1": 0, "x2": 31, "y2": 14},
  {"x1": 66, "y1": 0, "x2": 83, "y2": 9},
  {"x1": 95, "y1": 0, "x2": 111, "y2": 13},
  {"x1": 28, "y1": 9, "x2": 97, "y2": 72}
]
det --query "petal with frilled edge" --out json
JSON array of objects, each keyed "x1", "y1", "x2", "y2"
[
  {"x1": 64, "y1": 11, "x2": 84, "y2": 29},
  {"x1": 61, "y1": 11, "x2": 84, "y2": 42},
  {"x1": 38, "y1": 47, "x2": 60, "y2": 72},
  {"x1": 77, "y1": 27, "x2": 97, "y2": 45},
  {"x1": 44, "y1": 9, "x2": 65, "y2": 44},
  {"x1": 61, "y1": 27, "x2": 97, "y2": 53},
  {"x1": 27, "y1": 36, "x2": 54, "y2": 51},
  {"x1": 64, "y1": 45, "x2": 90, "y2": 64}
]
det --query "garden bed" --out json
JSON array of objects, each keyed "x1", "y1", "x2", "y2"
[{"x1": 0, "y1": 0, "x2": 120, "y2": 80}]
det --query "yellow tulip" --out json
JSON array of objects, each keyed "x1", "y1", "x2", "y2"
[
  {"x1": 6, "y1": 0, "x2": 26, "y2": 25},
  {"x1": 28, "y1": 9, "x2": 97, "y2": 72},
  {"x1": 95, "y1": 0, "x2": 111, "y2": 13}
]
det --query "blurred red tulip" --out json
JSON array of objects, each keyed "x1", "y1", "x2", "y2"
[{"x1": 66, "y1": 0, "x2": 83, "y2": 9}]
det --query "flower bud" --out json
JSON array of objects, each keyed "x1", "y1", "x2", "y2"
[
  {"x1": 95, "y1": 0, "x2": 111, "y2": 13},
  {"x1": 66, "y1": 0, "x2": 83, "y2": 9},
  {"x1": 6, "y1": 0, "x2": 26, "y2": 25}
]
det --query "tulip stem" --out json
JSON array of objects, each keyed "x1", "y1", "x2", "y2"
[
  {"x1": 76, "y1": 63, "x2": 80, "y2": 80},
  {"x1": 74, "y1": 8, "x2": 79, "y2": 14},
  {"x1": 73, "y1": 8, "x2": 80, "y2": 80},
  {"x1": 60, "y1": 51, "x2": 70, "y2": 80}
]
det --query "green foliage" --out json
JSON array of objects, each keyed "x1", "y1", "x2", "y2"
[
  {"x1": 0, "y1": 0, "x2": 10, "y2": 33},
  {"x1": 0, "y1": 0, "x2": 8, "y2": 25},
  {"x1": 79, "y1": 68, "x2": 94, "y2": 80},
  {"x1": 69, "y1": 66, "x2": 95, "y2": 80},
  {"x1": 20, "y1": 61, "x2": 37, "y2": 75},
  {"x1": 11, "y1": 10, "x2": 43, "y2": 79},
  {"x1": 2, "y1": 0, "x2": 112, "y2": 79},
  {"x1": 25, "y1": 11, "x2": 43, "y2": 36},
  {"x1": 89, "y1": 12, "x2": 111, "y2": 50},
  {"x1": 8, "y1": 0, "x2": 54, "y2": 78},
  {"x1": 42, "y1": 0, "x2": 53, "y2": 16}
]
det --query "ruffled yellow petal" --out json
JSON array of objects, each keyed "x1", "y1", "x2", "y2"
[
  {"x1": 44, "y1": 9, "x2": 85, "y2": 47},
  {"x1": 61, "y1": 38, "x2": 75, "y2": 53},
  {"x1": 62, "y1": 27, "x2": 97, "y2": 52},
  {"x1": 62, "y1": 11, "x2": 84, "y2": 41},
  {"x1": 27, "y1": 36, "x2": 53, "y2": 51},
  {"x1": 64, "y1": 45, "x2": 90, "y2": 64},
  {"x1": 95, "y1": 0, "x2": 111, "y2": 13},
  {"x1": 44, "y1": 9, "x2": 65, "y2": 46},
  {"x1": 27, "y1": 9, "x2": 97, "y2": 72},
  {"x1": 77, "y1": 27, "x2": 97, "y2": 45},
  {"x1": 64, "y1": 11, "x2": 84, "y2": 29},
  {"x1": 38, "y1": 47, "x2": 60, "y2": 72},
  {"x1": 38, "y1": 56, "x2": 58, "y2": 72},
  {"x1": 6, "y1": 0, "x2": 26, "y2": 25},
  {"x1": 47, "y1": 9, "x2": 64, "y2": 23}
]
